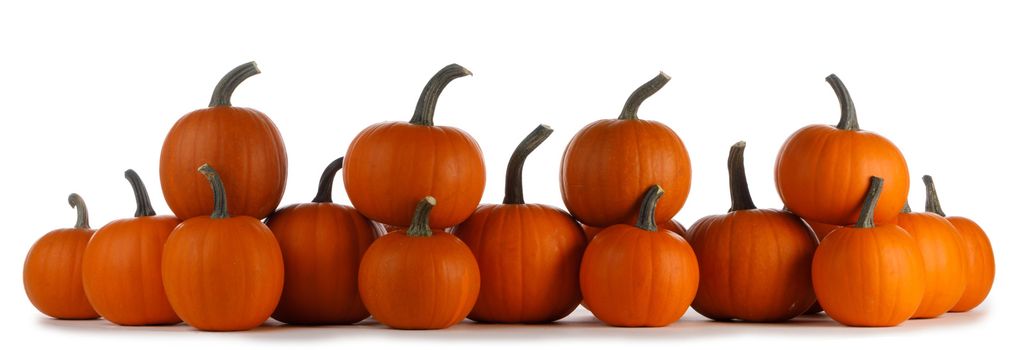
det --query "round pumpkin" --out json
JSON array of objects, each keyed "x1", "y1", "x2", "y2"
[
  {"x1": 775, "y1": 74, "x2": 909, "y2": 225},
  {"x1": 23, "y1": 194, "x2": 99, "y2": 320},
  {"x1": 582, "y1": 220, "x2": 686, "y2": 241},
  {"x1": 160, "y1": 61, "x2": 287, "y2": 220},
  {"x1": 82, "y1": 170, "x2": 181, "y2": 326}
]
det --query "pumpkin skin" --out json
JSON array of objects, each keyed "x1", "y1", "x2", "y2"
[
  {"x1": 799, "y1": 218, "x2": 839, "y2": 314},
  {"x1": 23, "y1": 194, "x2": 99, "y2": 320},
  {"x1": 162, "y1": 164, "x2": 284, "y2": 331},
  {"x1": 583, "y1": 220, "x2": 686, "y2": 241},
  {"x1": 896, "y1": 203, "x2": 967, "y2": 319},
  {"x1": 160, "y1": 62, "x2": 287, "y2": 220},
  {"x1": 776, "y1": 75, "x2": 909, "y2": 225},
  {"x1": 82, "y1": 170, "x2": 181, "y2": 326},
  {"x1": 344, "y1": 64, "x2": 485, "y2": 229},
  {"x1": 266, "y1": 157, "x2": 382, "y2": 325},
  {"x1": 561, "y1": 73, "x2": 691, "y2": 228}
]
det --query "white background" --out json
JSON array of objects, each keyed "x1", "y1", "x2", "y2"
[{"x1": 0, "y1": 0, "x2": 1019, "y2": 349}]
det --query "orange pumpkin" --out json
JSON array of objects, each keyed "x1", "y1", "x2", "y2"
[
  {"x1": 359, "y1": 197, "x2": 480, "y2": 330},
  {"x1": 579, "y1": 185, "x2": 699, "y2": 327},
  {"x1": 23, "y1": 194, "x2": 99, "y2": 320},
  {"x1": 160, "y1": 61, "x2": 287, "y2": 220},
  {"x1": 82, "y1": 170, "x2": 181, "y2": 326},
  {"x1": 344, "y1": 64, "x2": 485, "y2": 229},
  {"x1": 561, "y1": 72, "x2": 691, "y2": 227},
  {"x1": 812, "y1": 177, "x2": 925, "y2": 327},
  {"x1": 266, "y1": 157, "x2": 382, "y2": 325},
  {"x1": 162, "y1": 164, "x2": 284, "y2": 331},
  {"x1": 775, "y1": 75, "x2": 909, "y2": 225},
  {"x1": 797, "y1": 217, "x2": 839, "y2": 315},
  {"x1": 582, "y1": 220, "x2": 686, "y2": 241},
  {"x1": 688, "y1": 142, "x2": 818, "y2": 322},
  {"x1": 453, "y1": 125, "x2": 587, "y2": 323}
]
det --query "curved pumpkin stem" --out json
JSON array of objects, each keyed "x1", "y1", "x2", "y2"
[
  {"x1": 503, "y1": 124, "x2": 553, "y2": 205},
  {"x1": 313, "y1": 157, "x2": 345, "y2": 203},
  {"x1": 923, "y1": 175, "x2": 947, "y2": 217},
  {"x1": 68, "y1": 193, "x2": 90, "y2": 229},
  {"x1": 410, "y1": 64, "x2": 472, "y2": 126},
  {"x1": 198, "y1": 164, "x2": 230, "y2": 219},
  {"x1": 406, "y1": 196, "x2": 438, "y2": 237},
  {"x1": 635, "y1": 185, "x2": 665, "y2": 232},
  {"x1": 854, "y1": 176, "x2": 884, "y2": 229},
  {"x1": 619, "y1": 72, "x2": 671, "y2": 120},
  {"x1": 125, "y1": 169, "x2": 156, "y2": 217},
  {"x1": 209, "y1": 61, "x2": 260, "y2": 107},
  {"x1": 826, "y1": 74, "x2": 859, "y2": 131},
  {"x1": 728, "y1": 141, "x2": 756, "y2": 212}
]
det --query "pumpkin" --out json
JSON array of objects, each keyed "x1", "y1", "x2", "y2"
[
  {"x1": 922, "y1": 175, "x2": 994, "y2": 312},
  {"x1": 266, "y1": 157, "x2": 382, "y2": 325},
  {"x1": 344, "y1": 64, "x2": 485, "y2": 229},
  {"x1": 81, "y1": 170, "x2": 181, "y2": 326},
  {"x1": 359, "y1": 197, "x2": 480, "y2": 330},
  {"x1": 160, "y1": 61, "x2": 287, "y2": 220},
  {"x1": 561, "y1": 72, "x2": 691, "y2": 227},
  {"x1": 775, "y1": 74, "x2": 909, "y2": 225},
  {"x1": 688, "y1": 141, "x2": 818, "y2": 322},
  {"x1": 812, "y1": 176, "x2": 925, "y2": 327},
  {"x1": 453, "y1": 125, "x2": 587, "y2": 323},
  {"x1": 579, "y1": 185, "x2": 699, "y2": 327},
  {"x1": 23, "y1": 194, "x2": 99, "y2": 320},
  {"x1": 582, "y1": 220, "x2": 686, "y2": 241},
  {"x1": 796, "y1": 215, "x2": 839, "y2": 315},
  {"x1": 162, "y1": 164, "x2": 284, "y2": 331}
]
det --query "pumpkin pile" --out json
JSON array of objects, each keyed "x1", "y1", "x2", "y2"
[{"x1": 23, "y1": 63, "x2": 994, "y2": 331}]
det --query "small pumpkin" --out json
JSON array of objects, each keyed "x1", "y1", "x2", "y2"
[
  {"x1": 796, "y1": 217, "x2": 839, "y2": 315},
  {"x1": 582, "y1": 220, "x2": 686, "y2": 241},
  {"x1": 23, "y1": 194, "x2": 99, "y2": 320},
  {"x1": 812, "y1": 176, "x2": 925, "y2": 327},
  {"x1": 359, "y1": 197, "x2": 480, "y2": 330},
  {"x1": 688, "y1": 141, "x2": 818, "y2": 322},
  {"x1": 160, "y1": 61, "x2": 287, "y2": 220},
  {"x1": 344, "y1": 64, "x2": 485, "y2": 229},
  {"x1": 266, "y1": 157, "x2": 382, "y2": 325},
  {"x1": 561, "y1": 72, "x2": 691, "y2": 227},
  {"x1": 453, "y1": 125, "x2": 587, "y2": 323},
  {"x1": 162, "y1": 164, "x2": 284, "y2": 331},
  {"x1": 775, "y1": 75, "x2": 909, "y2": 225},
  {"x1": 82, "y1": 170, "x2": 181, "y2": 326},
  {"x1": 579, "y1": 185, "x2": 699, "y2": 327}
]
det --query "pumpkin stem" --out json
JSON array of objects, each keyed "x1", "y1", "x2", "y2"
[
  {"x1": 409, "y1": 64, "x2": 472, "y2": 126},
  {"x1": 854, "y1": 176, "x2": 884, "y2": 229},
  {"x1": 124, "y1": 169, "x2": 156, "y2": 217},
  {"x1": 209, "y1": 61, "x2": 260, "y2": 107},
  {"x1": 503, "y1": 124, "x2": 553, "y2": 205},
  {"x1": 923, "y1": 175, "x2": 947, "y2": 217},
  {"x1": 68, "y1": 193, "x2": 90, "y2": 229},
  {"x1": 635, "y1": 185, "x2": 665, "y2": 232},
  {"x1": 827, "y1": 74, "x2": 859, "y2": 131},
  {"x1": 901, "y1": 202, "x2": 912, "y2": 214},
  {"x1": 312, "y1": 157, "x2": 345, "y2": 203},
  {"x1": 619, "y1": 72, "x2": 671, "y2": 120},
  {"x1": 727, "y1": 141, "x2": 756, "y2": 212},
  {"x1": 197, "y1": 164, "x2": 230, "y2": 219},
  {"x1": 406, "y1": 196, "x2": 438, "y2": 237}
]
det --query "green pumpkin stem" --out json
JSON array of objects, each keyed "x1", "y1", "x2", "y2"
[
  {"x1": 619, "y1": 72, "x2": 671, "y2": 120},
  {"x1": 209, "y1": 61, "x2": 260, "y2": 107},
  {"x1": 503, "y1": 125, "x2": 553, "y2": 205},
  {"x1": 406, "y1": 196, "x2": 438, "y2": 237},
  {"x1": 68, "y1": 193, "x2": 90, "y2": 229},
  {"x1": 901, "y1": 202, "x2": 912, "y2": 214},
  {"x1": 635, "y1": 185, "x2": 665, "y2": 232},
  {"x1": 854, "y1": 176, "x2": 885, "y2": 228},
  {"x1": 410, "y1": 64, "x2": 472, "y2": 126},
  {"x1": 827, "y1": 74, "x2": 859, "y2": 131},
  {"x1": 312, "y1": 157, "x2": 345, "y2": 203},
  {"x1": 124, "y1": 169, "x2": 156, "y2": 217},
  {"x1": 198, "y1": 164, "x2": 230, "y2": 219},
  {"x1": 728, "y1": 141, "x2": 756, "y2": 212},
  {"x1": 923, "y1": 175, "x2": 947, "y2": 217}
]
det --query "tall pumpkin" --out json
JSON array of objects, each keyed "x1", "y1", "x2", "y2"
[
  {"x1": 453, "y1": 125, "x2": 587, "y2": 323},
  {"x1": 82, "y1": 170, "x2": 181, "y2": 326},
  {"x1": 160, "y1": 61, "x2": 287, "y2": 220},
  {"x1": 561, "y1": 72, "x2": 691, "y2": 227},
  {"x1": 23, "y1": 194, "x2": 99, "y2": 320},
  {"x1": 344, "y1": 64, "x2": 485, "y2": 229},
  {"x1": 775, "y1": 75, "x2": 909, "y2": 225}
]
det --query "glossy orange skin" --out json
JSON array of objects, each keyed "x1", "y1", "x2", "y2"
[
  {"x1": 582, "y1": 220, "x2": 686, "y2": 241},
  {"x1": 24, "y1": 228, "x2": 99, "y2": 319},
  {"x1": 812, "y1": 225, "x2": 925, "y2": 327},
  {"x1": 775, "y1": 125, "x2": 909, "y2": 225},
  {"x1": 947, "y1": 217, "x2": 995, "y2": 312},
  {"x1": 580, "y1": 225, "x2": 699, "y2": 327},
  {"x1": 359, "y1": 230, "x2": 480, "y2": 329},
  {"x1": 453, "y1": 204, "x2": 586, "y2": 323},
  {"x1": 266, "y1": 203, "x2": 381, "y2": 324},
  {"x1": 344, "y1": 122, "x2": 485, "y2": 228},
  {"x1": 800, "y1": 219, "x2": 838, "y2": 314},
  {"x1": 561, "y1": 119, "x2": 691, "y2": 227},
  {"x1": 82, "y1": 216, "x2": 181, "y2": 325},
  {"x1": 160, "y1": 106, "x2": 288, "y2": 220},
  {"x1": 688, "y1": 209, "x2": 818, "y2": 322},
  {"x1": 897, "y1": 212, "x2": 968, "y2": 318},
  {"x1": 162, "y1": 217, "x2": 284, "y2": 331}
]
